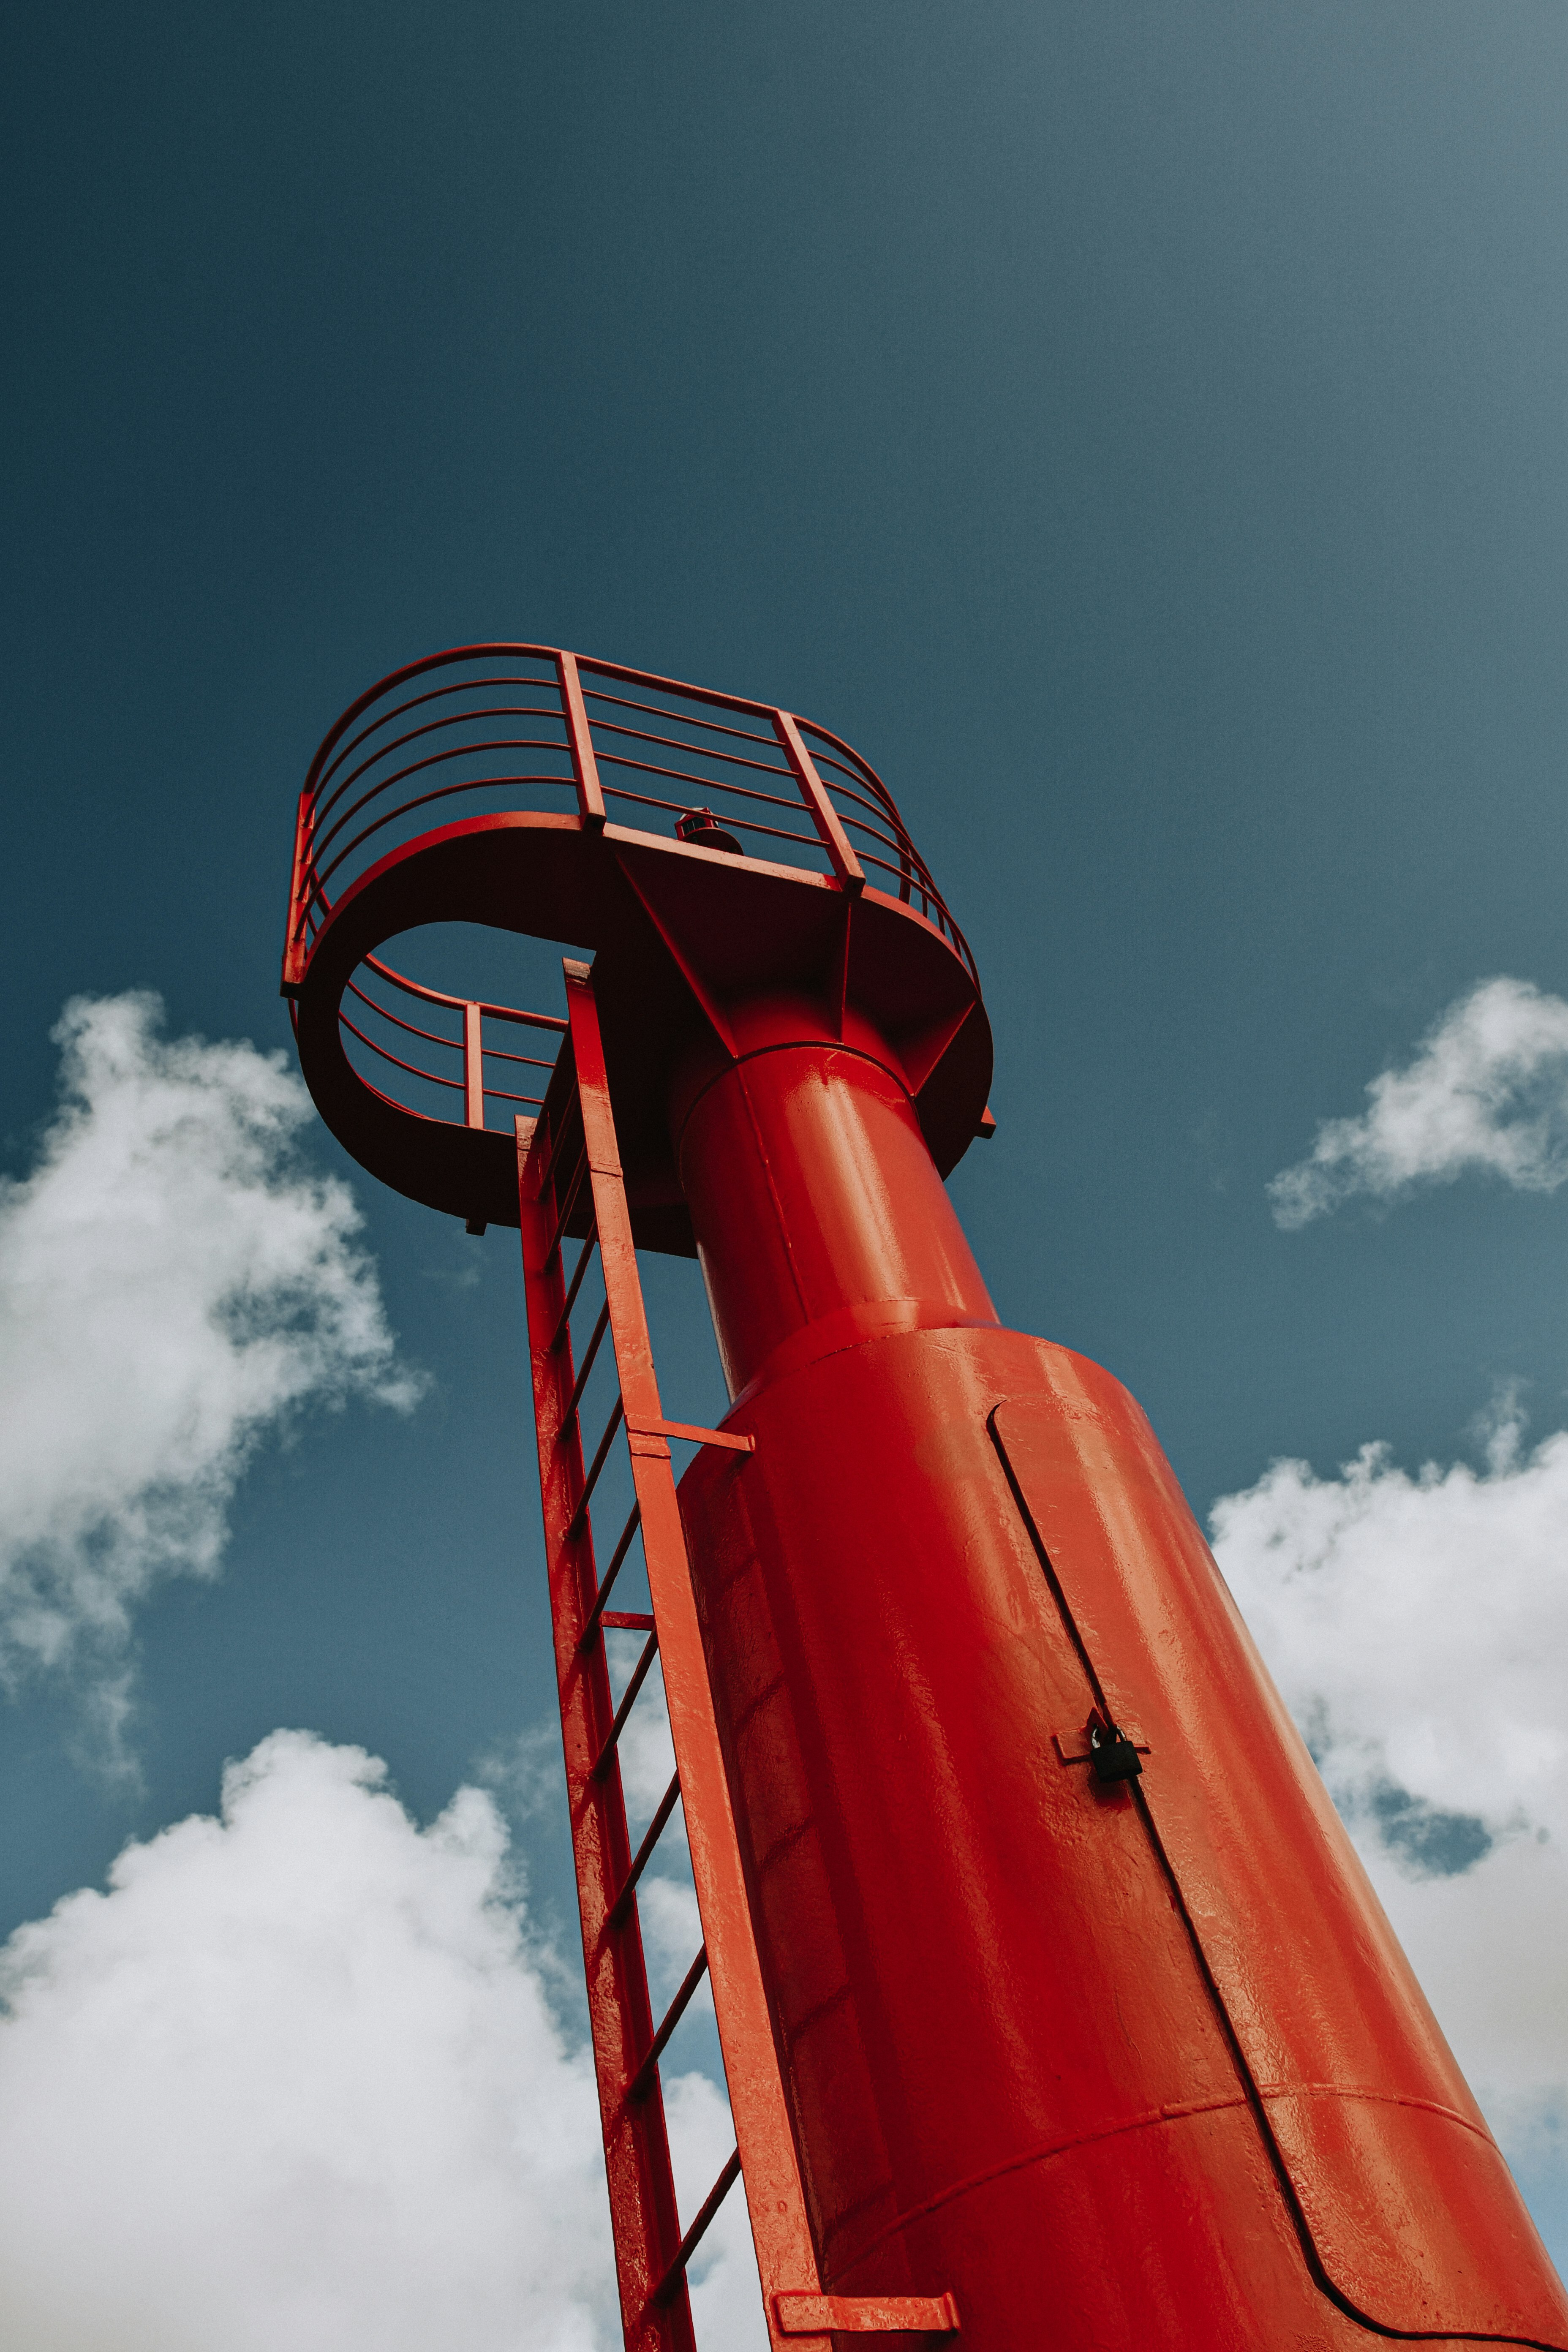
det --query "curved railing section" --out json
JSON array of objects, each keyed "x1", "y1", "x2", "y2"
[{"x1": 283, "y1": 644, "x2": 974, "y2": 1136}]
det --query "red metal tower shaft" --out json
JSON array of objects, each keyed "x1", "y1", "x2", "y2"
[
  {"x1": 671, "y1": 992, "x2": 1566, "y2": 2349},
  {"x1": 670, "y1": 1000, "x2": 999, "y2": 1397}
]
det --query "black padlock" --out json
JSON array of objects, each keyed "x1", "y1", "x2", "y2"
[{"x1": 1088, "y1": 1713, "x2": 1143, "y2": 1785}]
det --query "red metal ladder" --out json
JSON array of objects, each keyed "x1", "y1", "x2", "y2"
[{"x1": 516, "y1": 959, "x2": 959, "y2": 2352}]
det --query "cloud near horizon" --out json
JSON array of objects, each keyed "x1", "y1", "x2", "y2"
[
  {"x1": 0, "y1": 1730, "x2": 765, "y2": 2352},
  {"x1": 0, "y1": 993, "x2": 419, "y2": 1753},
  {"x1": 1269, "y1": 976, "x2": 1568, "y2": 1228},
  {"x1": 1212, "y1": 1405, "x2": 1568, "y2": 2236}
]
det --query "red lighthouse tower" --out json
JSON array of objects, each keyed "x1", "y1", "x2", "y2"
[{"x1": 283, "y1": 645, "x2": 1567, "y2": 2352}]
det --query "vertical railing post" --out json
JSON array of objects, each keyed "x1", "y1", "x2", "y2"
[
  {"x1": 772, "y1": 712, "x2": 864, "y2": 894},
  {"x1": 463, "y1": 1001, "x2": 485, "y2": 1130},
  {"x1": 558, "y1": 648, "x2": 608, "y2": 828},
  {"x1": 279, "y1": 789, "x2": 316, "y2": 997}
]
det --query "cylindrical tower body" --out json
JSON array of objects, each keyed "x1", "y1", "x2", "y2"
[{"x1": 674, "y1": 997, "x2": 1565, "y2": 2351}]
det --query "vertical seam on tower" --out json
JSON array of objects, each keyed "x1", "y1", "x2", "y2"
[
  {"x1": 987, "y1": 1406, "x2": 1411, "y2": 2345},
  {"x1": 736, "y1": 1060, "x2": 812, "y2": 1325}
]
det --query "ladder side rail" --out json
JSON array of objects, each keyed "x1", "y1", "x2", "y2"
[
  {"x1": 559, "y1": 961, "x2": 836, "y2": 2352},
  {"x1": 516, "y1": 1112, "x2": 697, "y2": 2352}
]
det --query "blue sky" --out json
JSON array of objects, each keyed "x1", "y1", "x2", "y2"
[{"x1": 3, "y1": 5, "x2": 1567, "y2": 2341}]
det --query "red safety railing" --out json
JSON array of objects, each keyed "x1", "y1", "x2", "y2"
[
  {"x1": 282, "y1": 646, "x2": 974, "y2": 1131},
  {"x1": 335, "y1": 953, "x2": 565, "y2": 1137}
]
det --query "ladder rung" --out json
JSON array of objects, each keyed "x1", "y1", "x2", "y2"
[
  {"x1": 548, "y1": 1220, "x2": 599, "y2": 1354},
  {"x1": 772, "y1": 2291, "x2": 961, "y2": 2336},
  {"x1": 591, "y1": 1631, "x2": 660, "y2": 1779},
  {"x1": 566, "y1": 1396, "x2": 624, "y2": 1539},
  {"x1": 577, "y1": 1503, "x2": 642, "y2": 1650},
  {"x1": 626, "y1": 1415, "x2": 755, "y2": 1456},
  {"x1": 628, "y1": 1944, "x2": 709, "y2": 2104},
  {"x1": 557, "y1": 1300, "x2": 611, "y2": 1439},
  {"x1": 609, "y1": 1769, "x2": 682, "y2": 1924},
  {"x1": 651, "y1": 2148, "x2": 741, "y2": 2306}
]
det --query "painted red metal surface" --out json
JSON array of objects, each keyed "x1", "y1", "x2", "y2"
[{"x1": 286, "y1": 644, "x2": 1568, "y2": 2351}]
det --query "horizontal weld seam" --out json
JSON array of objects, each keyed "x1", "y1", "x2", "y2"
[
  {"x1": 672, "y1": 1036, "x2": 917, "y2": 1161},
  {"x1": 834, "y1": 2094, "x2": 1254, "y2": 2273}
]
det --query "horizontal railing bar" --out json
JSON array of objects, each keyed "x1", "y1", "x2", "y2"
[
  {"x1": 815, "y1": 772, "x2": 912, "y2": 834},
  {"x1": 651, "y1": 2149, "x2": 742, "y2": 2304},
  {"x1": 361, "y1": 953, "x2": 567, "y2": 1029},
  {"x1": 794, "y1": 738, "x2": 896, "y2": 795},
  {"x1": 305, "y1": 645, "x2": 573, "y2": 794},
  {"x1": 480, "y1": 1002, "x2": 569, "y2": 1033},
  {"x1": 303, "y1": 641, "x2": 906, "y2": 821},
  {"x1": 339, "y1": 1042, "x2": 541, "y2": 1121},
  {"x1": 577, "y1": 1502, "x2": 641, "y2": 1647},
  {"x1": 589, "y1": 715, "x2": 795, "y2": 783},
  {"x1": 316, "y1": 672, "x2": 566, "y2": 806},
  {"x1": 600, "y1": 785, "x2": 827, "y2": 854},
  {"x1": 576, "y1": 648, "x2": 797, "y2": 724},
  {"x1": 356, "y1": 1065, "x2": 441, "y2": 1121},
  {"x1": 839, "y1": 831, "x2": 921, "y2": 887},
  {"x1": 315, "y1": 769, "x2": 577, "y2": 890},
  {"x1": 345, "y1": 977, "x2": 464, "y2": 1055},
  {"x1": 608, "y1": 1768, "x2": 683, "y2": 1921},
  {"x1": 314, "y1": 736, "x2": 577, "y2": 863},
  {"x1": 591, "y1": 1632, "x2": 661, "y2": 1781},
  {"x1": 482, "y1": 1042, "x2": 560, "y2": 1068},
  {"x1": 314, "y1": 719, "x2": 573, "y2": 839},
  {"x1": 598, "y1": 783, "x2": 740, "y2": 820},
  {"x1": 859, "y1": 846, "x2": 930, "y2": 893},
  {"x1": 594, "y1": 744, "x2": 808, "y2": 803},
  {"x1": 339, "y1": 1012, "x2": 464, "y2": 1089},
  {"x1": 346, "y1": 976, "x2": 571, "y2": 1059},
  {"x1": 314, "y1": 703, "x2": 569, "y2": 825},
  {"x1": 599, "y1": 759, "x2": 825, "y2": 822},
  {"x1": 791, "y1": 712, "x2": 901, "y2": 794},
  {"x1": 580, "y1": 683, "x2": 783, "y2": 750},
  {"x1": 558, "y1": 1301, "x2": 612, "y2": 1436},
  {"x1": 566, "y1": 1396, "x2": 624, "y2": 1538},
  {"x1": 550, "y1": 1223, "x2": 599, "y2": 1355},
  {"x1": 828, "y1": 806, "x2": 919, "y2": 860},
  {"x1": 627, "y1": 1944, "x2": 709, "y2": 2104}
]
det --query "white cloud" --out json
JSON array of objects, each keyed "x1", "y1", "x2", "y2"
[
  {"x1": 663, "y1": 2072, "x2": 768, "y2": 2352},
  {"x1": 1269, "y1": 976, "x2": 1568, "y2": 1227},
  {"x1": 0, "y1": 1729, "x2": 767, "y2": 2352},
  {"x1": 1211, "y1": 1410, "x2": 1568, "y2": 2246},
  {"x1": 0, "y1": 993, "x2": 419, "y2": 1738},
  {"x1": 0, "y1": 1731, "x2": 610, "y2": 2352}
]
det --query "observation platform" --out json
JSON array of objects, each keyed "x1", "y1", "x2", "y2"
[{"x1": 281, "y1": 645, "x2": 992, "y2": 1248}]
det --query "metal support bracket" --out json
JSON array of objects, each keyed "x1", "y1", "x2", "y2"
[{"x1": 772, "y1": 2293, "x2": 961, "y2": 2336}]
